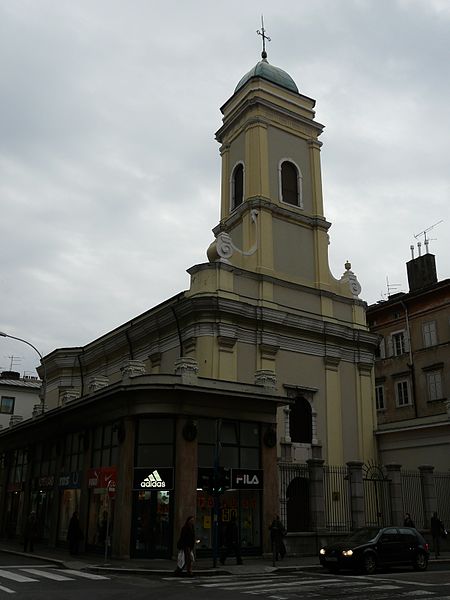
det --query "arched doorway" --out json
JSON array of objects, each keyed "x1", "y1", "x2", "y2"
[{"x1": 286, "y1": 476, "x2": 310, "y2": 532}]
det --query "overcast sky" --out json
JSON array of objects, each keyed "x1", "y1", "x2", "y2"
[{"x1": 1, "y1": 0, "x2": 449, "y2": 377}]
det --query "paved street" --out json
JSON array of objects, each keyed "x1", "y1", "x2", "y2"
[
  {"x1": 0, "y1": 550, "x2": 449, "y2": 599},
  {"x1": 0, "y1": 563, "x2": 449, "y2": 599},
  {"x1": 162, "y1": 567, "x2": 450, "y2": 599}
]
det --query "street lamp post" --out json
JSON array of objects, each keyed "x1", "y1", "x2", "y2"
[{"x1": 0, "y1": 332, "x2": 47, "y2": 407}]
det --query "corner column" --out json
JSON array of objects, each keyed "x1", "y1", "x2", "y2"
[{"x1": 113, "y1": 418, "x2": 135, "y2": 558}]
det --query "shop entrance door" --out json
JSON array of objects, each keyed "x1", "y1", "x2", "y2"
[{"x1": 132, "y1": 490, "x2": 171, "y2": 558}]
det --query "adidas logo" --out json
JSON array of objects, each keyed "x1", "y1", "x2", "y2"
[{"x1": 140, "y1": 469, "x2": 166, "y2": 488}]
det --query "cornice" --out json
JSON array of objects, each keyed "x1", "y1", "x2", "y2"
[
  {"x1": 216, "y1": 94, "x2": 324, "y2": 144},
  {"x1": 212, "y1": 197, "x2": 331, "y2": 235}
]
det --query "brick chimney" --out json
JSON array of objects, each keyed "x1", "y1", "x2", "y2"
[{"x1": 406, "y1": 253, "x2": 438, "y2": 292}]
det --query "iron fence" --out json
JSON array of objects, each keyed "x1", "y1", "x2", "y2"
[
  {"x1": 401, "y1": 469, "x2": 424, "y2": 528},
  {"x1": 435, "y1": 471, "x2": 450, "y2": 530}
]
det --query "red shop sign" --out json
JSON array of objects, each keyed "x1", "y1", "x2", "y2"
[{"x1": 87, "y1": 466, "x2": 117, "y2": 491}]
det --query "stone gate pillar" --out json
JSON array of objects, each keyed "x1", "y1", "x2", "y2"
[
  {"x1": 307, "y1": 458, "x2": 325, "y2": 530},
  {"x1": 385, "y1": 463, "x2": 403, "y2": 526},
  {"x1": 347, "y1": 461, "x2": 365, "y2": 529},
  {"x1": 419, "y1": 465, "x2": 436, "y2": 529}
]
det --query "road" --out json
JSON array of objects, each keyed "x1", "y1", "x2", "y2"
[{"x1": 0, "y1": 554, "x2": 449, "y2": 599}]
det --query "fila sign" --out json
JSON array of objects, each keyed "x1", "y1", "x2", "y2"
[
  {"x1": 133, "y1": 467, "x2": 174, "y2": 491},
  {"x1": 231, "y1": 469, "x2": 264, "y2": 490}
]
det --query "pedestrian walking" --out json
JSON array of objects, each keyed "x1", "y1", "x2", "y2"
[
  {"x1": 431, "y1": 512, "x2": 445, "y2": 558},
  {"x1": 174, "y1": 515, "x2": 196, "y2": 577},
  {"x1": 23, "y1": 511, "x2": 38, "y2": 553},
  {"x1": 269, "y1": 515, "x2": 286, "y2": 561},
  {"x1": 67, "y1": 511, "x2": 83, "y2": 555},
  {"x1": 220, "y1": 515, "x2": 243, "y2": 565},
  {"x1": 404, "y1": 513, "x2": 415, "y2": 527}
]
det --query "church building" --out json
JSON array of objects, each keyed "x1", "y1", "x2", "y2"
[{"x1": 0, "y1": 42, "x2": 378, "y2": 559}]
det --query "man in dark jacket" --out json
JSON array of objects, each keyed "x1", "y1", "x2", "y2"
[
  {"x1": 67, "y1": 511, "x2": 83, "y2": 555},
  {"x1": 269, "y1": 515, "x2": 286, "y2": 561},
  {"x1": 220, "y1": 515, "x2": 242, "y2": 565},
  {"x1": 23, "y1": 511, "x2": 38, "y2": 553},
  {"x1": 431, "y1": 512, "x2": 445, "y2": 558}
]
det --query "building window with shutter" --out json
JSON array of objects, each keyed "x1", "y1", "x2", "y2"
[
  {"x1": 395, "y1": 380, "x2": 410, "y2": 407},
  {"x1": 375, "y1": 385, "x2": 385, "y2": 410},
  {"x1": 231, "y1": 162, "x2": 244, "y2": 210},
  {"x1": 427, "y1": 370, "x2": 443, "y2": 401},
  {"x1": 279, "y1": 159, "x2": 303, "y2": 207},
  {"x1": 391, "y1": 331, "x2": 406, "y2": 356},
  {"x1": 422, "y1": 321, "x2": 437, "y2": 348}
]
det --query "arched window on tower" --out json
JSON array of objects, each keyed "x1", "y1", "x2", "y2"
[
  {"x1": 289, "y1": 397, "x2": 312, "y2": 444},
  {"x1": 231, "y1": 163, "x2": 244, "y2": 209},
  {"x1": 280, "y1": 160, "x2": 302, "y2": 207}
]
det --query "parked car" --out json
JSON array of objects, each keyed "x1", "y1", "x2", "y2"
[{"x1": 319, "y1": 527, "x2": 429, "y2": 574}]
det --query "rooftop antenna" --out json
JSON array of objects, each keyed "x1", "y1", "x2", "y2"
[
  {"x1": 257, "y1": 15, "x2": 271, "y2": 59},
  {"x1": 386, "y1": 275, "x2": 401, "y2": 297},
  {"x1": 7, "y1": 355, "x2": 22, "y2": 371},
  {"x1": 414, "y1": 220, "x2": 443, "y2": 254}
]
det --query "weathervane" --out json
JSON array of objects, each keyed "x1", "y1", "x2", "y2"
[{"x1": 257, "y1": 15, "x2": 271, "y2": 59}]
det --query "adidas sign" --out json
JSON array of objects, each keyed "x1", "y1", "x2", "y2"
[{"x1": 140, "y1": 469, "x2": 166, "y2": 488}]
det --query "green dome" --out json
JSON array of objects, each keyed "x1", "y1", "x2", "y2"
[{"x1": 235, "y1": 58, "x2": 298, "y2": 94}]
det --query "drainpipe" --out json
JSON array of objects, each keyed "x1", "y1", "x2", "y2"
[{"x1": 400, "y1": 300, "x2": 418, "y2": 418}]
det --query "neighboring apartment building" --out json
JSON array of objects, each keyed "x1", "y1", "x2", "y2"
[
  {"x1": 0, "y1": 371, "x2": 42, "y2": 429},
  {"x1": 367, "y1": 252, "x2": 450, "y2": 470},
  {"x1": 0, "y1": 48, "x2": 379, "y2": 559}
]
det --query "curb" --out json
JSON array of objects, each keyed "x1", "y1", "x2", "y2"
[{"x1": 0, "y1": 548, "x2": 66, "y2": 568}]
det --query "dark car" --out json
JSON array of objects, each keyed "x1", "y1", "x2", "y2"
[{"x1": 319, "y1": 527, "x2": 429, "y2": 574}]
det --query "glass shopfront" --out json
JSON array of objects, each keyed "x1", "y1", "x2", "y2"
[
  {"x1": 5, "y1": 449, "x2": 28, "y2": 538},
  {"x1": 132, "y1": 489, "x2": 171, "y2": 557},
  {"x1": 196, "y1": 488, "x2": 261, "y2": 553},
  {"x1": 131, "y1": 417, "x2": 174, "y2": 558},
  {"x1": 30, "y1": 476, "x2": 55, "y2": 541},
  {"x1": 196, "y1": 419, "x2": 262, "y2": 555},
  {"x1": 57, "y1": 472, "x2": 81, "y2": 543},
  {"x1": 86, "y1": 466, "x2": 116, "y2": 551}
]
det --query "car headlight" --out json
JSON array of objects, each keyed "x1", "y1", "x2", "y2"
[
  {"x1": 319, "y1": 548, "x2": 326, "y2": 555},
  {"x1": 342, "y1": 549, "x2": 353, "y2": 557}
]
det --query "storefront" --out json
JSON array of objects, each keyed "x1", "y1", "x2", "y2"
[
  {"x1": 30, "y1": 475, "x2": 55, "y2": 541},
  {"x1": 86, "y1": 466, "x2": 116, "y2": 552},
  {"x1": 57, "y1": 471, "x2": 81, "y2": 543},
  {"x1": 196, "y1": 468, "x2": 263, "y2": 555},
  {"x1": 131, "y1": 467, "x2": 173, "y2": 558},
  {"x1": 5, "y1": 483, "x2": 24, "y2": 539}
]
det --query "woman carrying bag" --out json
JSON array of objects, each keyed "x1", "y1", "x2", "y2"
[{"x1": 174, "y1": 515, "x2": 196, "y2": 577}]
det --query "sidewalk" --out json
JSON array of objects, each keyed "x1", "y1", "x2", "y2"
[
  {"x1": 0, "y1": 541, "x2": 320, "y2": 576},
  {"x1": 0, "y1": 541, "x2": 448, "y2": 577}
]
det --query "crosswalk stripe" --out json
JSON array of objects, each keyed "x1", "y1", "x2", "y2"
[
  {"x1": 0, "y1": 585, "x2": 15, "y2": 594},
  {"x1": 59, "y1": 569, "x2": 109, "y2": 580},
  {"x1": 20, "y1": 568, "x2": 75, "y2": 581},
  {"x1": 200, "y1": 577, "x2": 298, "y2": 588},
  {"x1": 0, "y1": 565, "x2": 57, "y2": 569},
  {"x1": 0, "y1": 570, "x2": 37, "y2": 582},
  {"x1": 222, "y1": 578, "x2": 342, "y2": 591}
]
